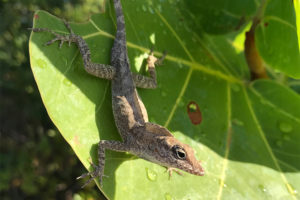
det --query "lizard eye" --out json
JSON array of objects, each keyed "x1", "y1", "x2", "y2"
[{"x1": 172, "y1": 145, "x2": 186, "y2": 160}]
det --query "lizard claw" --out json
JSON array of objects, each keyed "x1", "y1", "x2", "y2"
[
  {"x1": 77, "y1": 160, "x2": 106, "y2": 188},
  {"x1": 77, "y1": 172, "x2": 99, "y2": 188},
  {"x1": 166, "y1": 167, "x2": 183, "y2": 179},
  {"x1": 147, "y1": 47, "x2": 167, "y2": 67},
  {"x1": 43, "y1": 35, "x2": 70, "y2": 48},
  {"x1": 154, "y1": 50, "x2": 167, "y2": 66},
  {"x1": 149, "y1": 46, "x2": 155, "y2": 54}
]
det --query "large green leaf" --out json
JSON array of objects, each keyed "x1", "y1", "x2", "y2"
[
  {"x1": 184, "y1": 0, "x2": 257, "y2": 34},
  {"x1": 29, "y1": 0, "x2": 300, "y2": 199}
]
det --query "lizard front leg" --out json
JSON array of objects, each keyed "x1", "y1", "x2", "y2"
[
  {"x1": 132, "y1": 50, "x2": 167, "y2": 89},
  {"x1": 30, "y1": 20, "x2": 115, "y2": 80},
  {"x1": 77, "y1": 140, "x2": 130, "y2": 187}
]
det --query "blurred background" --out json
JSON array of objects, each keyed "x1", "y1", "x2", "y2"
[{"x1": 0, "y1": 0, "x2": 106, "y2": 199}]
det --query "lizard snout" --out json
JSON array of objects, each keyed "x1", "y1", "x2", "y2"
[
  {"x1": 194, "y1": 167, "x2": 205, "y2": 176},
  {"x1": 191, "y1": 161, "x2": 205, "y2": 176}
]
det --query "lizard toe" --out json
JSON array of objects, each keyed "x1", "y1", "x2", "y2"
[{"x1": 78, "y1": 164, "x2": 105, "y2": 188}]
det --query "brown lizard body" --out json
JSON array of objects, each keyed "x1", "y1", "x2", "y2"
[{"x1": 30, "y1": 0, "x2": 204, "y2": 187}]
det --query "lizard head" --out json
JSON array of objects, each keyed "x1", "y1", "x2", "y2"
[
  {"x1": 161, "y1": 136, "x2": 205, "y2": 176},
  {"x1": 144, "y1": 123, "x2": 205, "y2": 176}
]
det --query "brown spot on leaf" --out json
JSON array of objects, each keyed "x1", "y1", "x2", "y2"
[
  {"x1": 34, "y1": 14, "x2": 39, "y2": 19},
  {"x1": 264, "y1": 22, "x2": 269, "y2": 27},
  {"x1": 187, "y1": 101, "x2": 202, "y2": 125},
  {"x1": 72, "y1": 135, "x2": 80, "y2": 146}
]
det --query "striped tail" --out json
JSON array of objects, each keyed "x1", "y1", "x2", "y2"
[{"x1": 113, "y1": 0, "x2": 126, "y2": 46}]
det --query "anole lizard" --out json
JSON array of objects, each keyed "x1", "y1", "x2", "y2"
[{"x1": 30, "y1": 0, "x2": 204, "y2": 187}]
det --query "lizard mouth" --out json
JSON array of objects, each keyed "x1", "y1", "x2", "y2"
[
  {"x1": 189, "y1": 163, "x2": 205, "y2": 176},
  {"x1": 188, "y1": 167, "x2": 204, "y2": 176},
  {"x1": 181, "y1": 166, "x2": 204, "y2": 176},
  {"x1": 195, "y1": 167, "x2": 205, "y2": 176},
  {"x1": 178, "y1": 162, "x2": 205, "y2": 176}
]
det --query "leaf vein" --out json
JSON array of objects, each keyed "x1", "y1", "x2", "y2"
[
  {"x1": 264, "y1": 16, "x2": 297, "y2": 30},
  {"x1": 243, "y1": 87, "x2": 297, "y2": 199},
  {"x1": 217, "y1": 83, "x2": 232, "y2": 200},
  {"x1": 194, "y1": 34, "x2": 237, "y2": 77},
  {"x1": 164, "y1": 68, "x2": 193, "y2": 127},
  {"x1": 53, "y1": 50, "x2": 80, "y2": 104},
  {"x1": 277, "y1": 159, "x2": 300, "y2": 172},
  {"x1": 249, "y1": 85, "x2": 300, "y2": 123},
  {"x1": 273, "y1": 149, "x2": 300, "y2": 158},
  {"x1": 154, "y1": 9, "x2": 195, "y2": 62}
]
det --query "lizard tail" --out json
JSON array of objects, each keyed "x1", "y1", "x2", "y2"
[{"x1": 113, "y1": 0, "x2": 126, "y2": 44}]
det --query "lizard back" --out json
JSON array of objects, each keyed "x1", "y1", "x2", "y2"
[{"x1": 110, "y1": 0, "x2": 148, "y2": 138}]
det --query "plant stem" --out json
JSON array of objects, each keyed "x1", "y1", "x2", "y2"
[{"x1": 244, "y1": 0, "x2": 269, "y2": 80}]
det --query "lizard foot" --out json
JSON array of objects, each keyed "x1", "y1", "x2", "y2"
[
  {"x1": 29, "y1": 20, "x2": 77, "y2": 48},
  {"x1": 147, "y1": 47, "x2": 167, "y2": 67},
  {"x1": 166, "y1": 167, "x2": 184, "y2": 179},
  {"x1": 76, "y1": 160, "x2": 107, "y2": 188}
]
